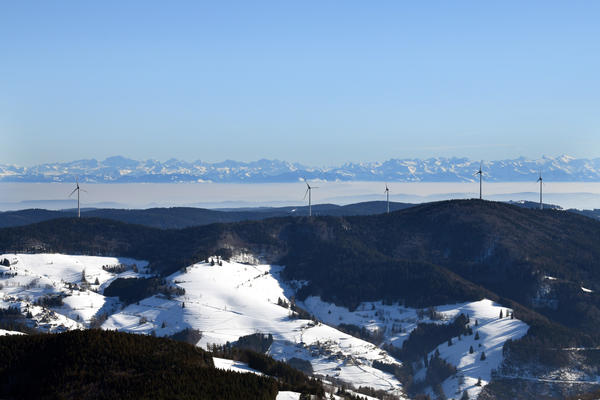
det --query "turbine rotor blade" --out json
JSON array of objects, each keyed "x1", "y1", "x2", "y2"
[{"x1": 69, "y1": 188, "x2": 78, "y2": 197}]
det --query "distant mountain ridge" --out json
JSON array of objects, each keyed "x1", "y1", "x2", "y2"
[
  {"x1": 0, "y1": 200, "x2": 576, "y2": 229},
  {"x1": 2, "y1": 155, "x2": 600, "y2": 183},
  {"x1": 0, "y1": 201, "x2": 415, "y2": 229}
]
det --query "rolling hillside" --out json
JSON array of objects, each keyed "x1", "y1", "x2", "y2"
[
  {"x1": 0, "y1": 201, "x2": 414, "y2": 229},
  {"x1": 2, "y1": 199, "x2": 600, "y2": 398},
  {"x1": 2, "y1": 200, "x2": 599, "y2": 337}
]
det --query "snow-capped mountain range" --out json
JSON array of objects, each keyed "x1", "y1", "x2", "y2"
[{"x1": 2, "y1": 155, "x2": 600, "y2": 183}]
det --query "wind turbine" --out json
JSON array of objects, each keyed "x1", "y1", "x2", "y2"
[
  {"x1": 384, "y1": 184, "x2": 390, "y2": 214},
  {"x1": 303, "y1": 179, "x2": 319, "y2": 217},
  {"x1": 474, "y1": 161, "x2": 483, "y2": 200},
  {"x1": 537, "y1": 170, "x2": 543, "y2": 210},
  {"x1": 69, "y1": 177, "x2": 86, "y2": 218}
]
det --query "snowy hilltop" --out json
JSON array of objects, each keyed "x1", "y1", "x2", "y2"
[{"x1": 2, "y1": 155, "x2": 600, "y2": 183}]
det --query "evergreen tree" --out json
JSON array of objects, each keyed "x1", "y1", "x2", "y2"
[
  {"x1": 476, "y1": 377, "x2": 482, "y2": 386},
  {"x1": 480, "y1": 351, "x2": 486, "y2": 361},
  {"x1": 474, "y1": 331, "x2": 480, "y2": 340},
  {"x1": 94, "y1": 277, "x2": 100, "y2": 285},
  {"x1": 499, "y1": 309, "x2": 503, "y2": 318},
  {"x1": 469, "y1": 345, "x2": 474, "y2": 354},
  {"x1": 182, "y1": 302, "x2": 185, "y2": 308},
  {"x1": 448, "y1": 337, "x2": 453, "y2": 346},
  {"x1": 461, "y1": 390, "x2": 470, "y2": 400}
]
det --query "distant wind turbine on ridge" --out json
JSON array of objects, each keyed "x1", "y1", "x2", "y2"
[
  {"x1": 474, "y1": 162, "x2": 483, "y2": 200},
  {"x1": 69, "y1": 177, "x2": 87, "y2": 218},
  {"x1": 384, "y1": 184, "x2": 390, "y2": 214},
  {"x1": 303, "y1": 179, "x2": 319, "y2": 217},
  {"x1": 537, "y1": 170, "x2": 543, "y2": 210}
]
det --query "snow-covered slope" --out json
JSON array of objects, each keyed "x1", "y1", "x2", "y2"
[
  {"x1": 0, "y1": 329, "x2": 25, "y2": 336},
  {"x1": 102, "y1": 261, "x2": 405, "y2": 395},
  {"x1": 300, "y1": 297, "x2": 529, "y2": 399},
  {"x1": 3, "y1": 155, "x2": 600, "y2": 183},
  {"x1": 424, "y1": 301, "x2": 528, "y2": 399},
  {"x1": 214, "y1": 357, "x2": 380, "y2": 400},
  {"x1": 213, "y1": 357, "x2": 265, "y2": 375},
  {"x1": 1, "y1": 253, "x2": 532, "y2": 399},
  {"x1": 0, "y1": 253, "x2": 149, "y2": 331}
]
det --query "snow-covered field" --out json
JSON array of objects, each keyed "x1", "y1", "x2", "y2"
[
  {"x1": 0, "y1": 253, "x2": 149, "y2": 331},
  {"x1": 103, "y1": 261, "x2": 404, "y2": 395},
  {"x1": 0, "y1": 253, "x2": 533, "y2": 399}
]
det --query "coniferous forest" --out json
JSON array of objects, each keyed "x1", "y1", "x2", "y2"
[{"x1": 0, "y1": 330, "x2": 282, "y2": 400}]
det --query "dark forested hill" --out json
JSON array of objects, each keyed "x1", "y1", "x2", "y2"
[
  {"x1": 2, "y1": 199, "x2": 600, "y2": 345},
  {"x1": 570, "y1": 208, "x2": 600, "y2": 221},
  {"x1": 0, "y1": 330, "x2": 279, "y2": 400},
  {"x1": 0, "y1": 201, "x2": 414, "y2": 229}
]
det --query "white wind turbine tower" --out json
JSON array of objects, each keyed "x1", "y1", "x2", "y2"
[
  {"x1": 384, "y1": 183, "x2": 390, "y2": 214},
  {"x1": 537, "y1": 170, "x2": 543, "y2": 210},
  {"x1": 69, "y1": 177, "x2": 87, "y2": 218},
  {"x1": 303, "y1": 179, "x2": 319, "y2": 217},
  {"x1": 474, "y1": 161, "x2": 483, "y2": 200}
]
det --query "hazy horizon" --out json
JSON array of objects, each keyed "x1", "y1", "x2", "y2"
[{"x1": 2, "y1": 182, "x2": 600, "y2": 211}]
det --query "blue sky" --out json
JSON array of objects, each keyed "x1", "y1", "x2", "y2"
[{"x1": 2, "y1": 1, "x2": 599, "y2": 166}]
